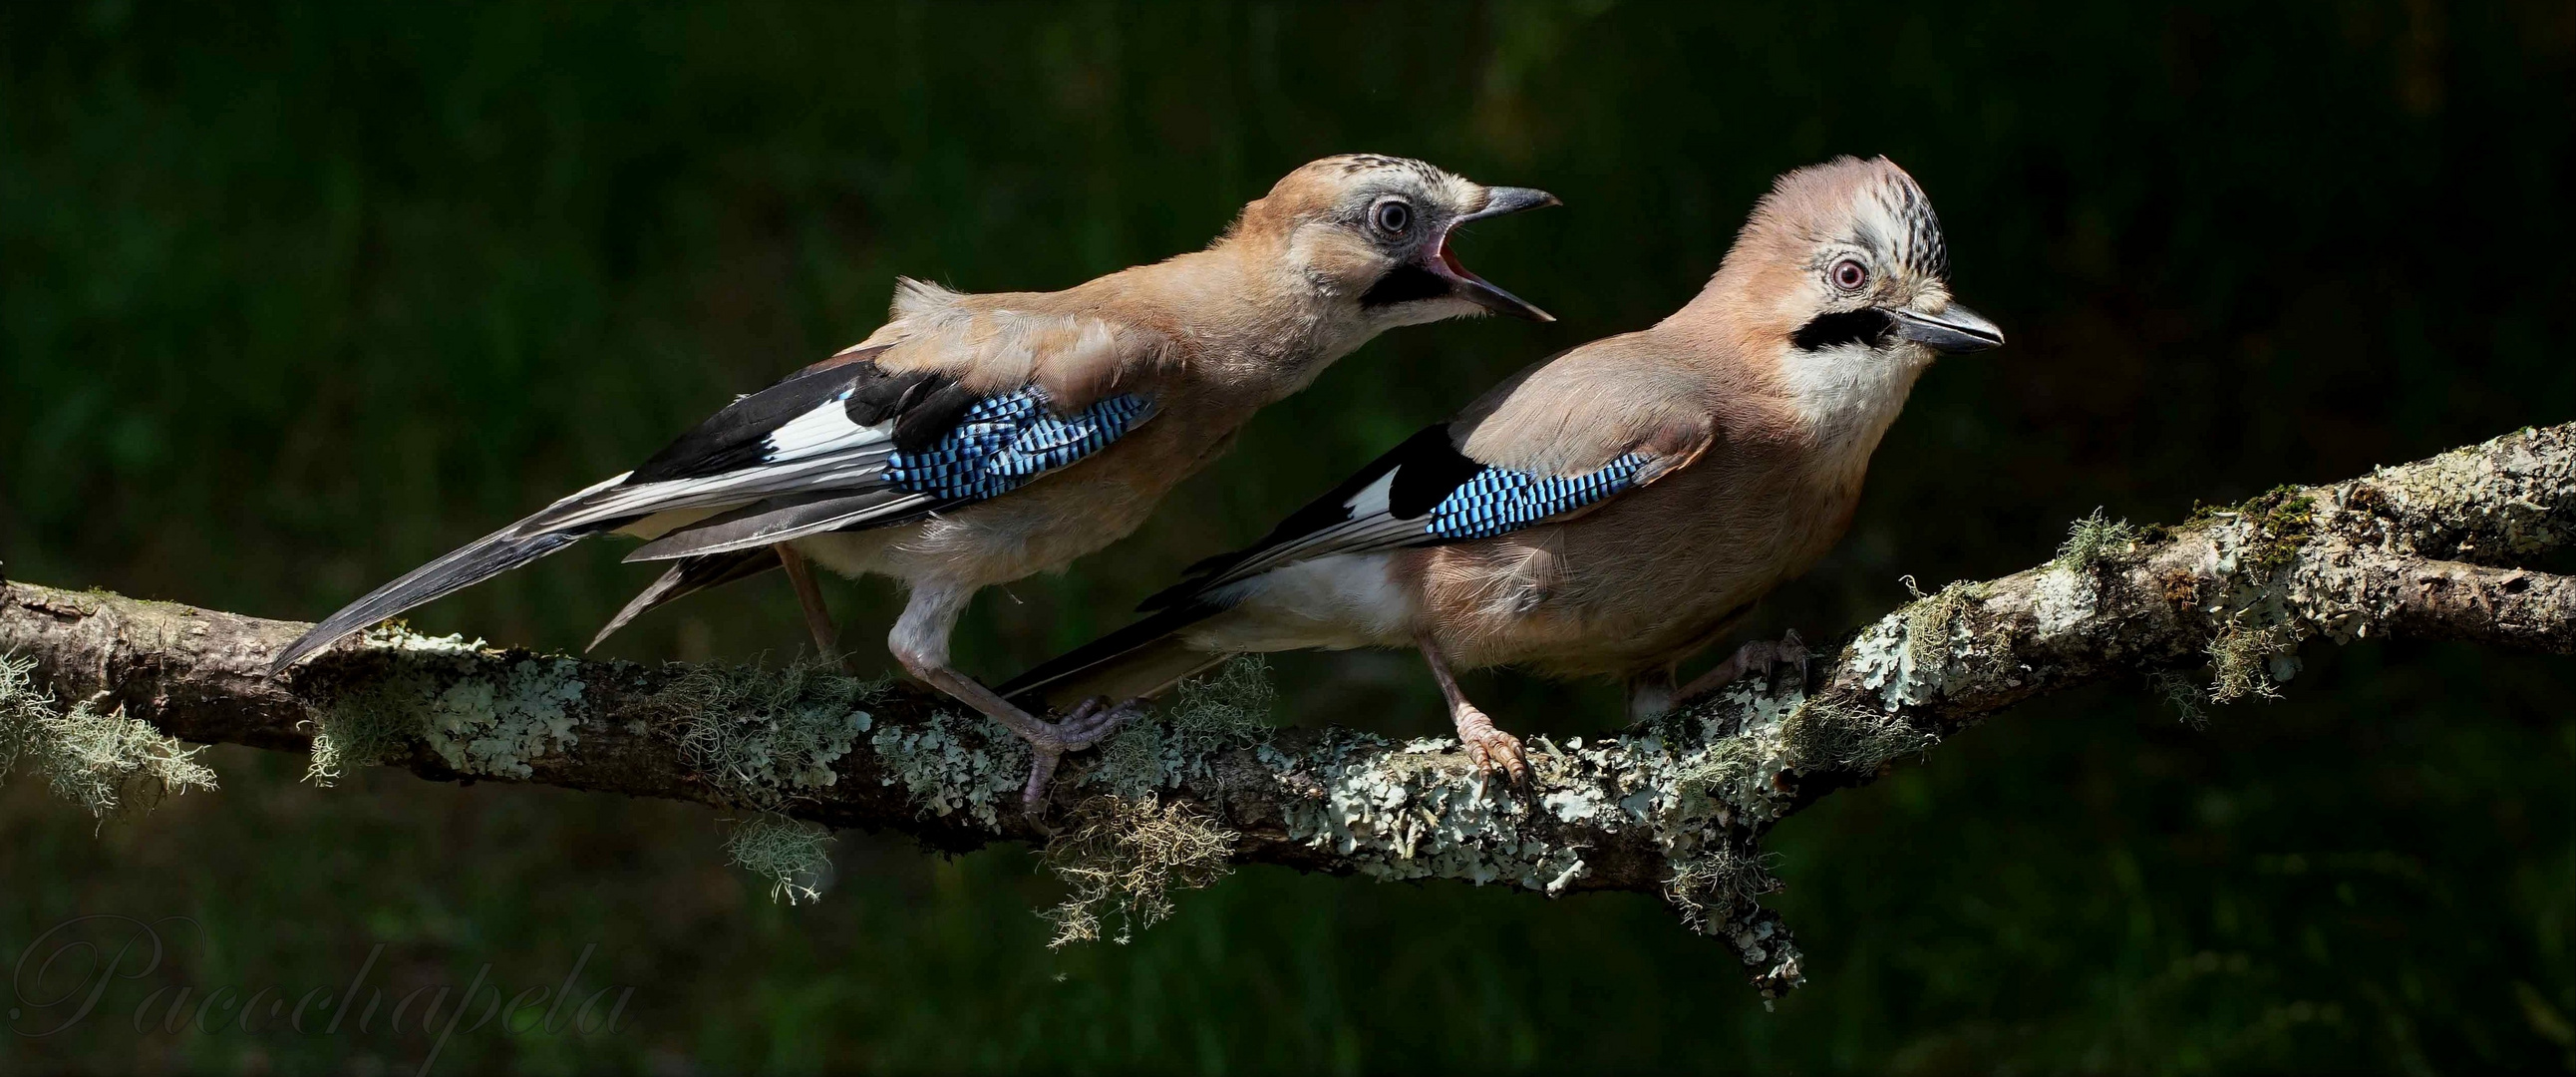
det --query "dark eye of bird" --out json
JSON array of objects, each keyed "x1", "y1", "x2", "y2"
[
  {"x1": 1831, "y1": 258, "x2": 1869, "y2": 291},
  {"x1": 1373, "y1": 200, "x2": 1411, "y2": 235}
]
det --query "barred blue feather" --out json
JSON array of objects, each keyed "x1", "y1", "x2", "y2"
[
  {"x1": 883, "y1": 388, "x2": 1154, "y2": 500},
  {"x1": 1425, "y1": 453, "x2": 1646, "y2": 539}
]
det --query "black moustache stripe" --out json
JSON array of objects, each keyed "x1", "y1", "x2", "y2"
[
  {"x1": 1360, "y1": 263, "x2": 1451, "y2": 307},
  {"x1": 1790, "y1": 308, "x2": 1894, "y2": 351}
]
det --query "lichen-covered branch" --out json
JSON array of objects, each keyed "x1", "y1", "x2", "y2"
[{"x1": 3, "y1": 422, "x2": 2571, "y2": 997}]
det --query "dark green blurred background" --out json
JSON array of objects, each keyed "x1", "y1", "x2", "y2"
[{"x1": 6, "y1": 1, "x2": 2575, "y2": 1072}]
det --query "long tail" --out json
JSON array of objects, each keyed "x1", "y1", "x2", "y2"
[
  {"x1": 270, "y1": 523, "x2": 601, "y2": 671},
  {"x1": 269, "y1": 475, "x2": 634, "y2": 672},
  {"x1": 587, "y1": 549, "x2": 783, "y2": 651},
  {"x1": 997, "y1": 603, "x2": 1235, "y2": 713}
]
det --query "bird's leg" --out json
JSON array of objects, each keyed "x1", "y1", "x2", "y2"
[
  {"x1": 774, "y1": 543, "x2": 857, "y2": 675},
  {"x1": 1417, "y1": 633, "x2": 1528, "y2": 785},
  {"x1": 1676, "y1": 628, "x2": 1809, "y2": 704},
  {"x1": 887, "y1": 583, "x2": 1139, "y2": 817},
  {"x1": 1626, "y1": 665, "x2": 1678, "y2": 720}
]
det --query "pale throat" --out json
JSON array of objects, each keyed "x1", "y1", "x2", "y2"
[{"x1": 1773, "y1": 340, "x2": 1933, "y2": 473}]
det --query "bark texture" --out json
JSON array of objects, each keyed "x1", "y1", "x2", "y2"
[{"x1": 3, "y1": 422, "x2": 2571, "y2": 996}]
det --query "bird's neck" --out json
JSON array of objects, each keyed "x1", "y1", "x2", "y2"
[
  {"x1": 1112, "y1": 242, "x2": 1377, "y2": 406},
  {"x1": 1767, "y1": 340, "x2": 1932, "y2": 458}
]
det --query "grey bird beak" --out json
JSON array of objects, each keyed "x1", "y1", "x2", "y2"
[
  {"x1": 1456, "y1": 185, "x2": 1561, "y2": 224},
  {"x1": 1432, "y1": 185, "x2": 1560, "y2": 322},
  {"x1": 1890, "y1": 302, "x2": 2006, "y2": 354}
]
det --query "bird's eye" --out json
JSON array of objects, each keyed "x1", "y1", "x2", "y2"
[
  {"x1": 1830, "y1": 258, "x2": 1869, "y2": 292},
  {"x1": 1372, "y1": 199, "x2": 1411, "y2": 235}
]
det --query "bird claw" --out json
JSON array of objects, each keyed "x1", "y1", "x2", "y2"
[
  {"x1": 1046, "y1": 695, "x2": 1137, "y2": 752},
  {"x1": 1678, "y1": 629, "x2": 1812, "y2": 705},
  {"x1": 1735, "y1": 628, "x2": 1809, "y2": 683},
  {"x1": 1018, "y1": 696, "x2": 1146, "y2": 820},
  {"x1": 1457, "y1": 721, "x2": 1530, "y2": 789}
]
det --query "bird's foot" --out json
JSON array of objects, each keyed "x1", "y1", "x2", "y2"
[
  {"x1": 1451, "y1": 704, "x2": 1529, "y2": 787},
  {"x1": 1018, "y1": 696, "x2": 1146, "y2": 819},
  {"x1": 1731, "y1": 628, "x2": 1809, "y2": 682},
  {"x1": 1678, "y1": 629, "x2": 1810, "y2": 704}
]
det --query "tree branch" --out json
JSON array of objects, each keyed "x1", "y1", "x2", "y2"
[{"x1": 3, "y1": 423, "x2": 2571, "y2": 996}]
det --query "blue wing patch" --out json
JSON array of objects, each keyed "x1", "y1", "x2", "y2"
[
  {"x1": 1425, "y1": 453, "x2": 1647, "y2": 539},
  {"x1": 883, "y1": 388, "x2": 1154, "y2": 501}
]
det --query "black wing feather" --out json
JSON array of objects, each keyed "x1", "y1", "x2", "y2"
[
  {"x1": 587, "y1": 548, "x2": 784, "y2": 651},
  {"x1": 280, "y1": 340, "x2": 1156, "y2": 669},
  {"x1": 270, "y1": 521, "x2": 607, "y2": 670},
  {"x1": 629, "y1": 346, "x2": 935, "y2": 484},
  {"x1": 1143, "y1": 424, "x2": 1476, "y2": 609}
]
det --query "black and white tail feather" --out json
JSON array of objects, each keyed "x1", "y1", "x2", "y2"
[
  {"x1": 270, "y1": 348, "x2": 1157, "y2": 672},
  {"x1": 999, "y1": 423, "x2": 1649, "y2": 709}
]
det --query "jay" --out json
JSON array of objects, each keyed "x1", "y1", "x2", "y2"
[
  {"x1": 270, "y1": 154, "x2": 1558, "y2": 809},
  {"x1": 1000, "y1": 156, "x2": 2003, "y2": 779}
]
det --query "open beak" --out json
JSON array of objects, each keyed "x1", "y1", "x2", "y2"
[
  {"x1": 1890, "y1": 302, "x2": 2006, "y2": 354},
  {"x1": 1430, "y1": 185, "x2": 1559, "y2": 322}
]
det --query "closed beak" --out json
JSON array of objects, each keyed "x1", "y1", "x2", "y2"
[{"x1": 1890, "y1": 302, "x2": 2005, "y2": 354}]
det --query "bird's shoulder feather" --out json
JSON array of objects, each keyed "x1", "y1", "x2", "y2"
[
  {"x1": 1452, "y1": 332, "x2": 1719, "y2": 480},
  {"x1": 858, "y1": 277, "x2": 1187, "y2": 405},
  {"x1": 1139, "y1": 341, "x2": 1722, "y2": 609}
]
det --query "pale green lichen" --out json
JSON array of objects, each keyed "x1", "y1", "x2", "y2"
[
  {"x1": 1780, "y1": 695, "x2": 1937, "y2": 772},
  {"x1": 1666, "y1": 841, "x2": 1781, "y2": 934},
  {"x1": 1027, "y1": 661, "x2": 1273, "y2": 944},
  {"x1": 1041, "y1": 793, "x2": 1237, "y2": 946},
  {"x1": 2029, "y1": 563, "x2": 2098, "y2": 635},
  {"x1": 1846, "y1": 576, "x2": 1990, "y2": 708},
  {"x1": 2207, "y1": 615, "x2": 2295, "y2": 704},
  {"x1": 2056, "y1": 507, "x2": 2143, "y2": 570},
  {"x1": 2368, "y1": 440, "x2": 2570, "y2": 556},
  {"x1": 306, "y1": 669, "x2": 433, "y2": 784},
  {"x1": 306, "y1": 626, "x2": 586, "y2": 783},
  {"x1": 650, "y1": 658, "x2": 885, "y2": 812},
  {"x1": 1260, "y1": 726, "x2": 1590, "y2": 892},
  {"x1": 2151, "y1": 669, "x2": 2211, "y2": 729},
  {"x1": 870, "y1": 711, "x2": 1028, "y2": 829},
  {"x1": 725, "y1": 814, "x2": 837, "y2": 905},
  {"x1": 1, "y1": 651, "x2": 217, "y2": 819},
  {"x1": 1651, "y1": 675, "x2": 1812, "y2": 829},
  {"x1": 2187, "y1": 491, "x2": 2314, "y2": 709},
  {"x1": 644, "y1": 661, "x2": 884, "y2": 905},
  {"x1": 1166, "y1": 656, "x2": 1277, "y2": 756},
  {"x1": 425, "y1": 658, "x2": 586, "y2": 777},
  {"x1": 1904, "y1": 577, "x2": 1989, "y2": 669},
  {"x1": 2033, "y1": 509, "x2": 2142, "y2": 631},
  {"x1": 1669, "y1": 736, "x2": 1770, "y2": 827},
  {"x1": 1090, "y1": 656, "x2": 1276, "y2": 799},
  {"x1": 1068, "y1": 665, "x2": 1820, "y2": 989}
]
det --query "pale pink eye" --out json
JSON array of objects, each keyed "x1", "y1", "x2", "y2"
[{"x1": 1831, "y1": 259, "x2": 1868, "y2": 291}]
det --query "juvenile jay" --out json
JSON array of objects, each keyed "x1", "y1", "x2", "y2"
[
  {"x1": 1001, "y1": 156, "x2": 2003, "y2": 779},
  {"x1": 270, "y1": 154, "x2": 1558, "y2": 807}
]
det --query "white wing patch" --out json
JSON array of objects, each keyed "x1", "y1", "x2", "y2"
[
  {"x1": 1346, "y1": 470, "x2": 1397, "y2": 518},
  {"x1": 1192, "y1": 470, "x2": 1423, "y2": 592},
  {"x1": 766, "y1": 393, "x2": 897, "y2": 462}
]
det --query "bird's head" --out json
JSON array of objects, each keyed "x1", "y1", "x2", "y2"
[
  {"x1": 1228, "y1": 154, "x2": 1558, "y2": 329},
  {"x1": 1711, "y1": 156, "x2": 2004, "y2": 398}
]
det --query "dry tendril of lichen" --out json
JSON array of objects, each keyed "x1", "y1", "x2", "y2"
[
  {"x1": 1041, "y1": 793, "x2": 1240, "y2": 947},
  {"x1": 1, "y1": 650, "x2": 217, "y2": 820},
  {"x1": 725, "y1": 814, "x2": 838, "y2": 905}
]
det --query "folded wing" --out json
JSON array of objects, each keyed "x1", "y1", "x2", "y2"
[
  {"x1": 1000, "y1": 422, "x2": 1679, "y2": 708},
  {"x1": 274, "y1": 306, "x2": 1173, "y2": 670},
  {"x1": 1141, "y1": 424, "x2": 1653, "y2": 610}
]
